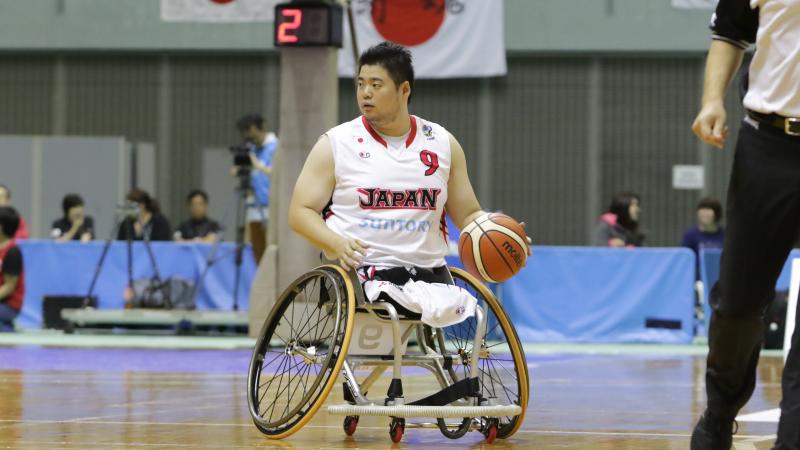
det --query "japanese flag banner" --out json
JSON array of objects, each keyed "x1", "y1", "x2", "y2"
[{"x1": 339, "y1": 0, "x2": 507, "y2": 79}]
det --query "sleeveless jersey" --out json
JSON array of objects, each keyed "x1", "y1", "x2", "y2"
[{"x1": 324, "y1": 115, "x2": 451, "y2": 268}]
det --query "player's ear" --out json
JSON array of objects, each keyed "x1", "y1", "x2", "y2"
[{"x1": 400, "y1": 81, "x2": 411, "y2": 99}]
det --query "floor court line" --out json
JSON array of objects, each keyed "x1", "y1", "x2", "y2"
[{"x1": 0, "y1": 418, "x2": 778, "y2": 441}]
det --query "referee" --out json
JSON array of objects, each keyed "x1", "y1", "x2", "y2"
[{"x1": 691, "y1": 1, "x2": 800, "y2": 449}]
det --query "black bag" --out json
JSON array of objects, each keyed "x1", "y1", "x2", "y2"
[{"x1": 132, "y1": 277, "x2": 195, "y2": 310}]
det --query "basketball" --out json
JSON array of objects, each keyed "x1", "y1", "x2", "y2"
[{"x1": 458, "y1": 213, "x2": 529, "y2": 283}]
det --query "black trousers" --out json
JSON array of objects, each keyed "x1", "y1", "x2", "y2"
[{"x1": 706, "y1": 119, "x2": 800, "y2": 449}]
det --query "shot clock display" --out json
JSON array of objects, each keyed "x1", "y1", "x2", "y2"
[{"x1": 273, "y1": 2, "x2": 343, "y2": 47}]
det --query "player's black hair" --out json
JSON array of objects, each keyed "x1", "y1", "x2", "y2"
[
  {"x1": 236, "y1": 113, "x2": 265, "y2": 132},
  {"x1": 0, "y1": 206, "x2": 20, "y2": 238},
  {"x1": 697, "y1": 196, "x2": 723, "y2": 223},
  {"x1": 358, "y1": 41, "x2": 415, "y2": 104},
  {"x1": 62, "y1": 193, "x2": 85, "y2": 218},
  {"x1": 186, "y1": 189, "x2": 209, "y2": 203}
]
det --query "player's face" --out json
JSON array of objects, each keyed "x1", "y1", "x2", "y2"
[
  {"x1": 0, "y1": 187, "x2": 9, "y2": 207},
  {"x1": 357, "y1": 64, "x2": 408, "y2": 124}
]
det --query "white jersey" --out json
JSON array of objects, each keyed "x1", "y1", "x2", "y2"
[{"x1": 324, "y1": 115, "x2": 451, "y2": 268}]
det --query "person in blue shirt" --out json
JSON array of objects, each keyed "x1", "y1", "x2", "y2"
[
  {"x1": 236, "y1": 113, "x2": 278, "y2": 264},
  {"x1": 681, "y1": 197, "x2": 725, "y2": 258}
]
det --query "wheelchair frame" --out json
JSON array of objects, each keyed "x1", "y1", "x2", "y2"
[{"x1": 247, "y1": 264, "x2": 528, "y2": 444}]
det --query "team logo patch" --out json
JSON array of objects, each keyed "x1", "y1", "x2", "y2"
[
  {"x1": 359, "y1": 151, "x2": 371, "y2": 159},
  {"x1": 455, "y1": 306, "x2": 466, "y2": 315},
  {"x1": 422, "y1": 124, "x2": 434, "y2": 139}
]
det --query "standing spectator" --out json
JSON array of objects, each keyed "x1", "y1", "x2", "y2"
[
  {"x1": 51, "y1": 193, "x2": 95, "y2": 242},
  {"x1": 0, "y1": 207, "x2": 24, "y2": 332},
  {"x1": 175, "y1": 190, "x2": 221, "y2": 242},
  {"x1": 681, "y1": 197, "x2": 725, "y2": 256},
  {"x1": 236, "y1": 113, "x2": 278, "y2": 264},
  {"x1": 592, "y1": 191, "x2": 645, "y2": 247},
  {"x1": 0, "y1": 185, "x2": 29, "y2": 240},
  {"x1": 117, "y1": 189, "x2": 172, "y2": 241}
]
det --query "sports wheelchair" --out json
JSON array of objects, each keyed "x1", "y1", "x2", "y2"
[{"x1": 247, "y1": 264, "x2": 529, "y2": 443}]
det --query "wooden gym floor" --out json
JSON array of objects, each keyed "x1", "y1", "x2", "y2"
[{"x1": 0, "y1": 340, "x2": 785, "y2": 449}]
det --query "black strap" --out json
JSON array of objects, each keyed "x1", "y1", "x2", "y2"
[{"x1": 407, "y1": 377, "x2": 479, "y2": 407}]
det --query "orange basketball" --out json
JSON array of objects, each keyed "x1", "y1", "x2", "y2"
[{"x1": 458, "y1": 213, "x2": 529, "y2": 283}]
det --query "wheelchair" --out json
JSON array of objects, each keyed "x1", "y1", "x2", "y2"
[{"x1": 247, "y1": 264, "x2": 529, "y2": 443}]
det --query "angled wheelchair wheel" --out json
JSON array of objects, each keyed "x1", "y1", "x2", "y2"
[
  {"x1": 247, "y1": 265, "x2": 356, "y2": 439},
  {"x1": 430, "y1": 267, "x2": 530, "y2": 439}
]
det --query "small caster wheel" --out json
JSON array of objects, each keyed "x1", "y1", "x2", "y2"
[
  {"x1": 389, "y1": 417, "x2": 405, "y2": 443},
  {"x1": 483, "y1": 418, "x2": 498, "y2": 444},
  {"x1": 343, "y1": 415, "x2": 359, "y2": 436}
]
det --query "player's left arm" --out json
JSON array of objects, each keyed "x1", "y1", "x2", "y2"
[{"x1": 444, "y1": 133, "x2": 484, "y2": 230}]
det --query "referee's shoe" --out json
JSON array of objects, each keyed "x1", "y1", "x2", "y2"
[{"x1": 691, "y1": 410, "x2": 737, "y2": 449}]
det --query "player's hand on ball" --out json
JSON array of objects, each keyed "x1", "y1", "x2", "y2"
[
  {"x1": 519, "y1": 222, "x2": 533, "y2": 257},
  {"x1": 326, "y1": 236, "x2": 369, "y2": 270},
  {"x1": 692, "y1": 100, "x2": 729, "y2": 149}
]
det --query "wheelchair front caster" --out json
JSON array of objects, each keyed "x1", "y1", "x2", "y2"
[
  {"x1": 483, "y1": 418, "x2": 498, "y2": 444},
  {"x1": 389, "y1": 417, "x2": 405, "y2": 443},
  {"x1": 343, "y1": 415, "x2": 359, "y2": 436}
]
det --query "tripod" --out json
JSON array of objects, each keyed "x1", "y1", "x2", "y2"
[
  {"x1": 192, "y1": 171, "x2": 265, "y2": 312},
  {"x1": 83, "y1": 208, "x2": 164, "y2": 309}
]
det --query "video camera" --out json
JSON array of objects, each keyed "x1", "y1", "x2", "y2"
[{"x1": 229, "y1": 144, "x2": 252, "y2": 174}]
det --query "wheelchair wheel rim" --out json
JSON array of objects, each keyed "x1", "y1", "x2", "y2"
[
  {"x1": 438, "y1": 268, "x2": 530, "y2": 439},
  {"x1": 248, "y1": 268, "x2": 354, "y2": 435}
]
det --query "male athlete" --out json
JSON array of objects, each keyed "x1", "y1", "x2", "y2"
[{"x1": 289, "y1": 42, "x2": 525, "y2": 323}]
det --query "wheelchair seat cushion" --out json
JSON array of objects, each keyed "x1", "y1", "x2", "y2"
[{"x1": 358, "y1": 265, "x2": 478, "y2": 328}]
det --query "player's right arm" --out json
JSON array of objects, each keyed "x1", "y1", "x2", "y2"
[
  {"x1": 692, "y1": 0, "x2": 756, "y2": 149},
  {"x1": 691, "y1": 40, "x2": 745, "y2": 149},
  {"x1": 288, "y1": 135, "x2": 368, "y2": 269}
]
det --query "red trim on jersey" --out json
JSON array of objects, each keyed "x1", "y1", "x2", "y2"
[
  {"x1": 361, "y1": 115, "x2": 418, "y2": 149},
  {"x1": 405, "y1": 116, "x2": 417, "y2": 148},
  {"x1": 439, "y1": 213, "x2": 449, "y2": 242},
  {"x1": 361, "y1": 116, "x2": 388, "y2": 148}
]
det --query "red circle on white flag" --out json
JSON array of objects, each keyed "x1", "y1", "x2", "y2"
[
  {"x1": 211, "y1": 0, "x2": 235, "y2": 4},
  {"x1": 371, "y1": 0, "x2": 445, "y2": 47}
]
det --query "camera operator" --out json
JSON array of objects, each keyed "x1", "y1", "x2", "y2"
[
  {"x1": 116, "y1": 188, "x2": 172, "y2": 242},
  {"x1": 233, "y1": 113, "x2": 278, "y2": 264}
]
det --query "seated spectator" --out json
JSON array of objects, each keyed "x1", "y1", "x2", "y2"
[
  {"x1": 0, "y1": 207, "x2": 24, "y2": 332},
  {"x1": 681, "y1": 197, "x2": 725, "y2": 255},
  {"x1": 0, "y1": 184, "x2": 29, "y2": 240},
  {"x1": 592, "y1": 191, "x2": 645, "y2": 247},
  {"x1": 51, "y1": 193, "x2": 95, "y2": 242},
  {"x1": 117, "y1": 188, "x2": 172, "y2": 241},
  {"x1": 175, "y1": 190, "x2": 221, "y2": 242}
]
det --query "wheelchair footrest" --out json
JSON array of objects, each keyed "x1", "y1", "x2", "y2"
[{"x1": 327, "y1": 404, "x2": 522, "y2": 418}]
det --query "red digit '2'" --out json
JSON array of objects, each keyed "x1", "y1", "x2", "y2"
[
  {"x1": 277, "y1": 9, "x2": 303, "y2": 43},
  {"x1": 420, "y1": 150, "x2": 439, "y2": 176}
]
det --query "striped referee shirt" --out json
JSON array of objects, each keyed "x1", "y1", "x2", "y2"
[{"x1": 710, "y1": 0, "x2": 800, "y2": 117}]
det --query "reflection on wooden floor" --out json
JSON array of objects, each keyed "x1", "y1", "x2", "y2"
[{"x1": 0, "y1": 348, "x2": 784, "y2": 449}]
